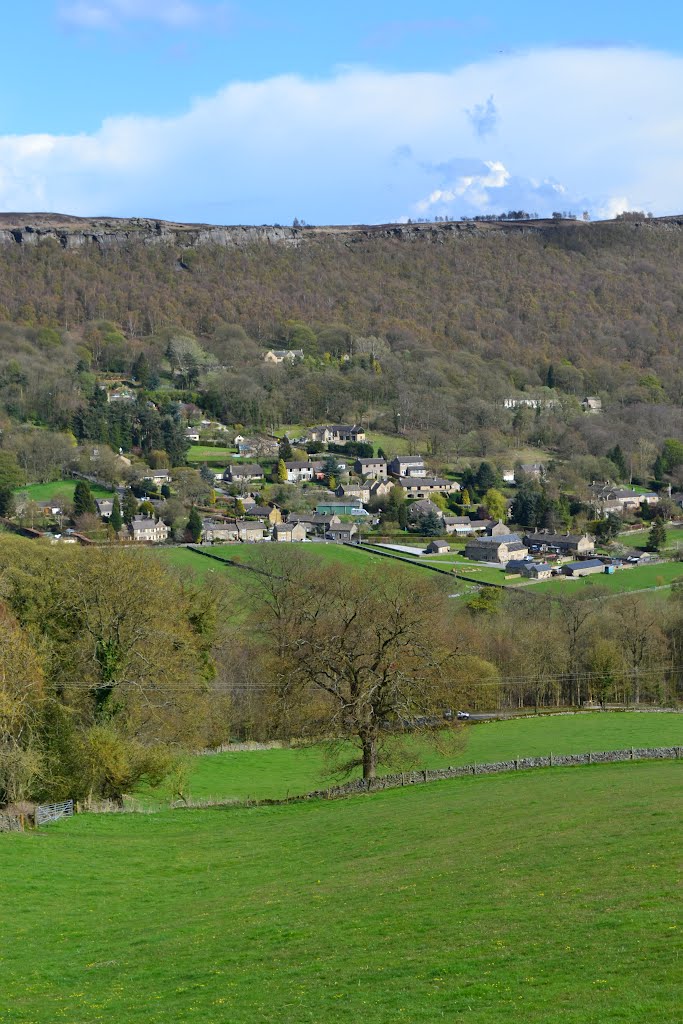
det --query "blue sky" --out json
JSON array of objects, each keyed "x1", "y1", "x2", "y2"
[{"x1": 0, "y1": 1, "x2": 681, "y2": 223}]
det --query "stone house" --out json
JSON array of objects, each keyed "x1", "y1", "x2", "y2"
[
  {"x1": 399, "y1": 477, "x2": 460, "y2": 498},
  {"x1": 524, "y1": 532, "x2": 595, "y2": 556},
  {"x1": 582, "y1": 396, "x2": 602, "y2": 413},
  {"x1": 225, "y1": 464, "x2": 265, "y2": 483},
  {"x1": 201, "y1": 519, "x2": 239, "y2": 543},
  {"x1": 408, "y1": 499, "x2": 443, "y2": 522},
  {"x1": 325, "y1": 524, "x2": 358, "y2": 543},
  {"x1": 273, "y1": 522, "x2": 307, "y2": 543},
  {"x1": 287, "y1": 513, "x2": 342, "y2": 535},
  {"x1": 263, "y1": 349, "x2": 304, "y2": 363},
  {"x1": 370, "y1": 479, "x2": 394, "y2": 499},
  {"x1": 142, "y1": 469, "x2": 172, "y2": 488},
  {"x1": 249, "y1": 505, "x2": 283, "y2": 525},
  {"x1": 425, "y1": 539, "x2": 450, "y2": 554},
  {"x1": 522, "y1": 562, "x2": 553, "y2": 580},
  {"x1": 465, "y1": 528, "x2": 528, "y2": 563},
  {"x1": 129, "y1": 516, "x2": 169, "y2": 543},
  {"x1": 335, "y1": 483, "x2": 371, "y2": 503},
  {"x1": 587, "y1": 483, "x2": 659, "y2": 515},
  {"x1": 285, "y1": 460, "x2": 324, "y2": 483},
  {"x1": 237, "y1": 520, "x2": 267, "y2": 542},
  {"x1": 307, "y1": 424, "x2": 366, "y2": 444},
  {"x1": 389, "y1": 456, "x2": 426, "y2": 478},
  {"x1": 355, "y1": 458, "x2": 387, "y2": 480},
  {"x1": 96, "y1": 499, "x2": 113, "y2": 519}
]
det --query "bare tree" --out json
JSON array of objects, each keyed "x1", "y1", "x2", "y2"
[{"x1": 249, "y1": 554, "x2": 477, "y2": 779}]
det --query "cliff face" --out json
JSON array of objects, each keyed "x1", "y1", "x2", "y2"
[
  {"x1": 0, "y1": 215, "x2": 302, "y2": 250},
  {"x1": 0, "y1": 212, "x2": 681, "y2": 251}
]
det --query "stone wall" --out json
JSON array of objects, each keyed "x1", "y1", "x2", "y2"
[{"x1": 218, "y1": 747, "x2": 682, "y2": 809}]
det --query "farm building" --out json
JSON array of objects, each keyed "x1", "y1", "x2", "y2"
[{"x1": 561, "y1": 559, "x2": 607, "y2": 578}]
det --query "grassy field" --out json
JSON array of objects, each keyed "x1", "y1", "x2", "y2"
[
  {"x1": 186, "y1": 445, "x2": 235, "y2": 465},
  {"x1": 3, "y1": 760, "x2": 681, "y2": 1023},
  {"x1": 157, "y1": 542, "x2": 460, "y2": 588},
  {"x1": 618, "y1": 527, "x2": 683, "y2": 552},
  {"x1": 533, "y1": 560, "x2": 683, "y2": 595},
  {"x1": 13, "y1": 480, "x2": 113, "y2": 502},
  {"x1": 139, "y1": 711, "x2": 683, "y2": 805}
]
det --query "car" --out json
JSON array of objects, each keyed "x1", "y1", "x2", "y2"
[{"x1": 456, "y1": 711, "x2": 470, "y2": 720}]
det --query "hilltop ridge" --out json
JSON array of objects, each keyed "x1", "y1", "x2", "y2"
[{"x1": 1, "y1": 211, "x2": 682, "y2": 250}]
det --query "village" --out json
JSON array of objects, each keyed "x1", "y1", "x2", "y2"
[{"x1": 4, "y1": 406, "x2": 681, "y2": 592}]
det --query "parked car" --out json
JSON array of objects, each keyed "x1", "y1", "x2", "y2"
[{"x1": 456, "y1": 711, "x2": 470, "y2": 720}]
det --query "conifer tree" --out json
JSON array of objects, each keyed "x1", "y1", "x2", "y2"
[
  {"x1": 73, "y1": 480, "x2": 96, "y2": 517},
  {"x1": 110, "y1": 493, "x2": 123, "y2": 532}
]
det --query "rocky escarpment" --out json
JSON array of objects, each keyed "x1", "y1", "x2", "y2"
[
  {"x1": 0, "y1": 214, "x2": 302, "y2": 250},
  {"x1": 0, "y1": 212, "x2": 681, "y2": 251}
]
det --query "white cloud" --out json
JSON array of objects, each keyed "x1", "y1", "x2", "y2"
[
  {"x1": 0, "y1": 47, "x2": 682, "y2": 223},
  {"x1": 58, "y1": 1, "x2": 217, "y2": 30}
]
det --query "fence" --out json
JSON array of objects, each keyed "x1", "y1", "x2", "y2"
[{"x1": 35, "y1": 799, "x2": 74, "y2": 826}]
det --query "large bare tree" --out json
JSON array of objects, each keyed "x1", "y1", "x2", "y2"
[{"x1": 249, "y1": 551, "x2": 485, "y2": 779}]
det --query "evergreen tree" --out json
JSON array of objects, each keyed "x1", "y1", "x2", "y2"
[
  {"x1": 461, "y1": 488, "x2": 471, "y2": 507},
  {"x1": 420, "y1": 510, "x2": 443, "y2": 536},
  {"x1": 546, "y1": 364, "x2": 556, "y2": 388},
  {"x1": 199, "y1": 463, "x2": 215, "y2": 484},
  {"x1": 109, "y1": 493, "x2": 123, "y2": 532},
  {"x1": 277, "y1": 459, "x2": 287, "y2": 483},
  {"x1": 607, "y1": 444, "x2": 627, "y2": 480},
  {"x1": 475, "y1": 461, "x2": 498, "y2": 493},
  {"x1": 278, "y1": 436, "x2": 293, "y2": 461},
  {"x1": 122, "y1": 489, "x2": 139, "y2": 524},
  {"x1": 647, "y1": 518, "x2": 666, "y2": 552},
  {"x1": 73, "y1": 480, "x2": 96, "y2": 518},
  {"x1": 187, "y1": 506, "x2": 203, "y2": 543},
  {"x1": 652, "y1": 455, "x2": 665, "y2": 482},
  {"x1": 397, "y1": 503, "x2": 408, "y2": 531},
  {"x1": 0, "y1": 487, "x2": 15, "y2": 517}
]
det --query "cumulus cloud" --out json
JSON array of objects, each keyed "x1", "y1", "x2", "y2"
[
  {"x1": 0, "y1": 47, "x2": 681, "y2": 224},
  {"x1": 58, "y1": 1, "x2": 224, "y2": 30}
]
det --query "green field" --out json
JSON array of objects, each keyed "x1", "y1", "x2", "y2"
[
  {"x1": 618, "y1": 527, "x2": 683, "y2": 552},
  {"x1": 186, "y1": 445, "x2": 234, "y2": 465},
  {"x1": 533, "y1": 560, "x2": 683, "y2": 595},
  {"x1": 3, "y1": 760, "x2": 681, "y2": 1023},
  {"x1": 13, "y1": 480, "x2": 113, "y2": 502},
  {"x1": 157, "y1": 542, "x2": 459, "y2": 589},
  {"x1": 140, "y1": 711, "x2": 683, "y2": 806}
]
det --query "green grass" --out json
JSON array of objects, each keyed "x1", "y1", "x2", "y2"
[
  {"x1": 157, "y1": 542, "x2": 461, "y2": 588},
  {"x1": 142, "y1": 711, "x2": 683, "y2": 805},
  {"x1": 13, "y1": 480, "x2": 113, "y2": 502},
  {"x1": 533, "y1": 560, "x2": 683, "y2": 595},
  {"x1": 3, "y1": 761, "x2": 681, "y2": 1023},
  {"x1": 186, "y1": 445, "x2": 234, "y2": 465},
  {"x1": 618, "y1": 527, "x2": 683, "y2": 552}
]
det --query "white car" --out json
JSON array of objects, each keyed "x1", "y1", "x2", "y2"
[{"x1": 456, "y1": 711, "x2": 470, "y2": 720}]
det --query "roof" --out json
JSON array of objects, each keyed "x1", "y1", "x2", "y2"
[
  {"x1": 392, "y1": 455, "x2": 425, "y2": 464},
  {"x1": 230, "y1": 463, "x2": 264, "y2": 475},
  {"x1": 356, "y1": 457, "x2": 386, "y2": 465},
  {"x1": 399, "y1": 476, "x2": 455, "y2": 487},
  {"x1": 565, "y1": 558, "x2": 604, "y2": 571},
  {"x1": 468, "y1": 534, "x2": 522, "y2": 546},
  {"x1": 285, "y1": 460, "x2": 324, "y2": 470},
  {"x1": 525, "y1": 532, "x2": 590, "y2": 545}
]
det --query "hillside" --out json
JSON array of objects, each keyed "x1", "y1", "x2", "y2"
[{"x1": 0, "y1": 211, "x2": 681, "y2": 507}]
